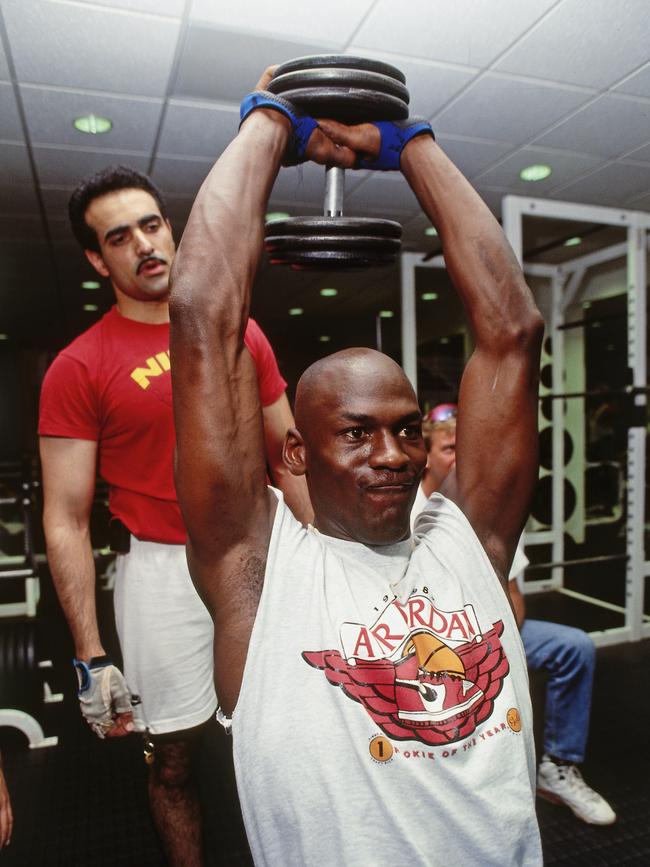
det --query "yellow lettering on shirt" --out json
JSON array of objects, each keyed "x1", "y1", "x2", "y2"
[{"x1": 130, "y1": 352, "x2": 171, "y2": 389}]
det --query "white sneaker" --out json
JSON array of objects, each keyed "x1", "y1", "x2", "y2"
[{"x1": 537, "y1": 755, "x2": 616, "y2": 825}]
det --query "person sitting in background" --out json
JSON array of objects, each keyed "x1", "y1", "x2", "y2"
[{"x1": 412, "y1": 404, "x2": 616, "y2": 826}]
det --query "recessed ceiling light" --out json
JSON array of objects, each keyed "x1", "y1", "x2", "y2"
[
  {"x1": 582, "y1": 301, "x2": 592, "y2": 309},
  {"x1": 563, "y1": 236, "x2": 582, "y2": 247},
  {"x1": 320, "y1": 287, "x2": 337, "y2": 297},
  {"x1": 83, "y1": 304, "x2": 99, "y2": 312},
  {"x1": 0, "y1": 333, "x2": 8, "y2": 341},
  {"x1": 319, "y1": 335, "x2": 331, "y2": 342},
  {"x1": 519, "y1": 164, "x2": 552, "y2": 182},
  {"x1": 74, "y1": 114, "x2": 112, "y2": 135},
  {"x1": 265, "y1": 211, "x2": 290, "y2": 222},
  {"x1": 379, "y1": 310, "x2": 394, "y2": 318},
  {"x1": 421, "y1": 292, "x2": 438, "y2": 301},
  {"x1": 440, "y1": 337, "x2": 450, "y2": 344},
  {"x1": 424, "y1": 227, "x2": 438, "y2": 236},
  {"x1": 288, "y1": 307, "x2": 303, "y2": 316},
  {"x1": 81, "y1": 280, "x2": 100, "y2": 290}
]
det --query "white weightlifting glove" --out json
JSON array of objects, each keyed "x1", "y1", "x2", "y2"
[{"x1": 73, "y1": 656, "x2": 134, "y2": 739}]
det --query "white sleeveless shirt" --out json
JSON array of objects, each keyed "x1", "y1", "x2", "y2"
[{"x1": 231, "y1": 489, "x2": 542, "y2": 866}]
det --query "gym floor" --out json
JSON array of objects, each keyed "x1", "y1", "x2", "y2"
[{"x1": 1, "y1": 587, "x2": 649, "y2": 867}]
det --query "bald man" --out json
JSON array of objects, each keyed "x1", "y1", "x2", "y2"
[{"x1": 169, "y1": 69, "x2": 544, "y2": 866}]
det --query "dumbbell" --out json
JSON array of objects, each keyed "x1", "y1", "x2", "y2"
[{"x1": 264, "y1": 55, "x2": 409, "y2": 270}]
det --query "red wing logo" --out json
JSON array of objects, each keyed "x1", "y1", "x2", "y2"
[{"x1": 302, "y1": 622, "x2": 509, "y2": 745}]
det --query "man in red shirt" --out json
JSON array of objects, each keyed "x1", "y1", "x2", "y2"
[{"x1": 38, "y1": 165, "x2": 311, "y2": 866}]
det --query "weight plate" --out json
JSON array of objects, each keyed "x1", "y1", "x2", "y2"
[
  {"x1": 270, "y1": 86, "x2": 408, "y2": 123},
  {"x1": 272, "y1": 54, "x2": 406, "y2": 85},
  {"x1": 269, "y1": 68, "x2": 409, "y2": 106},
  {"x1": 265, "y1": 235, "x2": 401, "y2": 253},
  {"x1": 265, "y1": 217, "x2": 402, "y2": 239},
  {"x1": 268, "y1": 249, "x2": 398, "y2": 270}
]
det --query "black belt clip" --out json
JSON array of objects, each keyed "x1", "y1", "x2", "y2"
[{"x1": 108, "y1": 517, "x2": 131, "y2": 554}]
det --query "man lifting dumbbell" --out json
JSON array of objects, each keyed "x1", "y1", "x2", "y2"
[{"x1": 169, "y1": 63, "x2": 544, "y2": 865}]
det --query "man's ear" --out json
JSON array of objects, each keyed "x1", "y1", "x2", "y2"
[
  {"x1": 84, "y1": 247, "x2": 110, "y2": 278},
  {"x1": 283, "y1": 427, "x2": 307, "y2": 476}
]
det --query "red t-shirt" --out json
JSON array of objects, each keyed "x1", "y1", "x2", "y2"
[{"x1": 38, "y1": 306, "x2": 287, "y2": 544}]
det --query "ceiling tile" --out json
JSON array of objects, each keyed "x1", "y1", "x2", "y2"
[
  {"x1": 0, "y1": 182, "x2": 40, "y2": 216},
  {"x1": 615, "y1": 63, "x2": 650, "y2": 100},
  {"x1": 624, "y1": 141, "x2": 650, "y2": 163},
  {"x1": 0, "y1": 214, "x2": 46, "y2": 244},
  {"x1": 150, "y1": 155, "x2": 213, "y2": 197},
  {"x1": 158, "y1": 100, "x2": 239, "y2": 158},
  {"x1": 190, "y1": 0, "x2": 374, "y2": 46},
  {"x1": 20, "y1": 86, "x2": 163, "y2": 151},
  {"x1": 550, "y1": 162, "x2": 650, "y2": 206},
  {"x1": 0, "y1": 143, "x2": 32, "y2": 185},
  {"x1": 40, "y1": 186, "x2": 75, "y2": 221},
  {"x1": 32, "y1": 146, "x2": 149, "y2": 187},
  {"x1": 345, "y1": 51, "x2": 478, "y2": 118},
  {"x1": 72, "y1": 0, "x2": 185, "y2": 15},
  {"x1": 436, "y1": 135, "x2": 514, "y2": 179},
  {"x1": 0, "y1": 36, "x2": 9, "y2": 79},
  {"x1": 496, "y1": 0, "x2": 650, "y2": 89},
  {"x1": 435, "y1": 74, "x2": 591, "y2": 145},
  {"x1": 354, "y1": 0, "x2": 557, "y2": 67},
  {"x1": 3, "y1": 0, "x2": 180, "y2": 97},
  {"x1": 475, "y1": 146, "x2": 605, "y2": 193},
  {"x1": 0, "y1": 82, "x2": 22, "y2": 139},
  {"x1": 345, "y1": 174, "x2": 421, "y2": 218},
  {"x1": 535, "y1": 94, "x2": 650, "y2": 158},
  {"x1": 174, "y1": 26, "x2": 335, "y2": 102}
]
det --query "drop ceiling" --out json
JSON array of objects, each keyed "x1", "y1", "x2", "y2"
[{"x1": 0, "y1": 0, "x2": 649, "y2": 352}]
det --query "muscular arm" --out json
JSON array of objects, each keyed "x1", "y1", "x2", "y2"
[
  {"x1": 263, "y1": 393, "x2": 313, "y2": 524},
  {"x1": 401, "y1": 137, "x2": 544, "y2": 582},
  {"x1": 39, "y1": 436, "x2": 104, "y2": 660}
]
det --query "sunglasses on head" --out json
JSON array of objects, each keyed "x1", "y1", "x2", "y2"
[{"x1": 424, "y1": 403, "x2": 458, "y2": 423}]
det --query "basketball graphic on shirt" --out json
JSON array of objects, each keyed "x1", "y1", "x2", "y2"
[{"x1": 303, "y1": 599, "x2": 509, "y2": 747}]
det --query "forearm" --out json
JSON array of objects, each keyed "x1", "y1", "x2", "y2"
[
  {"x1": 44, "y1": 521, "x2": 103, "y2": 660},
  {"x1": 401, "y1": 137, "x2": 542, "y2": 346},
  {"x1": 170, "y1": 110, "x2": 290, "y2": 335}
]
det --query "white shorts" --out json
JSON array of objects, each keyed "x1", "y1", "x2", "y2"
[{"x1": 113, "y1": 536, "x2": 218, "y2": 735}]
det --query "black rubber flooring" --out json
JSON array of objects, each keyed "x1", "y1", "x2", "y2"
[{"x1": 1, "y1": 599, "x2": 649, "y2": 865}]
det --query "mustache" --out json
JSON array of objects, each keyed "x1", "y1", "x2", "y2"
[{"x1": 136, "y1": 255, "x2": 167, "y2": 275}]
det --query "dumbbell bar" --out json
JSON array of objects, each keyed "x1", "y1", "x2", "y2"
[{"x1": 264, "y1": 55, "x2": 409, "y2": 271}]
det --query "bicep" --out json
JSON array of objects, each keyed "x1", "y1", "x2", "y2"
[{"x1": 39, "y1": 437, "x2": 97, "y2": 528}]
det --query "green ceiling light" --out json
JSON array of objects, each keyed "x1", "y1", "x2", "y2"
[
  {"x1": 563, "y1": 236, "x2": 582, "y2": 247},
  {"x1": 519, "y1": 164, "x2": 552, "y2": 182},
  {"x1": 319, "y1": 335, "x2": 331, "y2": 342},
  {"x1": 424, "y1": 227, "x2": 438, "y2": 236},
  {"x1": 81, "y1": 280, "x2": 101, "y2": 290},
  {"x1": 582, "y1": 301, "x2": 592, "y2": 309},
  {"x1": 320, "y1": 287, "x2": 338, "y2": 297},
  {"x1": 74, "y1": 113, "x2": 112, "y2": 135},
  {"x1": 379, "y1": 310, "x2": 394, "y2": 318},
  {"x1": 421, "y1": 292, "x2": 438, "y2": 301},
  {"x1": 0, "y1": 333, "x2": 8, "y2": 341},
  {"x1": 288, "y1": 307, "x2": 304, "y2": 316},
  {"x1": 265, "y1": 211, "x2": 290, "y2": 222},
  {"x1": 83, "y1": 303, "x2": 99, "y2": 312},
  {"x1": 440, "y1": 336, "x2": 450, "y2": 344}
]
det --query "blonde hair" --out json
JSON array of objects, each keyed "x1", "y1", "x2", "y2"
[{"x1": 422, "y1": 416, "x2": 456, "y2": 451}]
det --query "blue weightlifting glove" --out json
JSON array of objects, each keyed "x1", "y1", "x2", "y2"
[
  {"x1": 357, "y1": 117, "x2": 434, "y2": 171},
  {"x1": 240, "y1": 91, "x2": 318, "y2": 166}
]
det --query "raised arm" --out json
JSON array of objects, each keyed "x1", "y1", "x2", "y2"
[
  {"x1": 169, "y1": 87, "x2": 352, "y2": 711},
  {"x1": 317, "y1": 120, "x2": 544, "y2": 582},
  {"x1": 401, "y1": 136, "x2": 543, "y2": 580}
]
